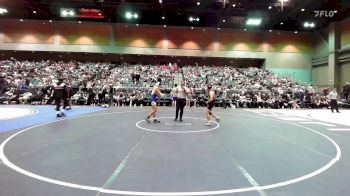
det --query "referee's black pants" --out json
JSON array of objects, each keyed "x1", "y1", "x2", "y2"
[
  {"x1": 55, "y1": 98, "x2": 67, "y2": 111},
  {"x1": 330, "y1": 99, "x2": 339, "y2": 112},
  {"x1": 55, "y1": 98, "x2": 61, "y2": 111},
  {"x1": 175, "y1": 98, "x2": 186, "y2": 120}
]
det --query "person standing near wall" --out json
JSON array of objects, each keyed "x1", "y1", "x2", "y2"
[
  {"x1": 343, "y1": 82, "x2": 349, "y2": 102},
  {"x1": 329, "y1": 88, "x2": 340, "y2": 113},
  {"x1": 0, "y1": 74, "x2": 7, "y2": 95},
  {"x1": 129, "y1": 90, "x2": 136, "y2": 107},
  {"x1": 222, "y1": 86, "x2": 227, "y2": 109},
  {"x1": 64, "y1": 79, "x2": 72, "y2": 110}
]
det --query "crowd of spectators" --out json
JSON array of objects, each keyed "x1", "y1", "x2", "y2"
[
  {"x1": 182, "y1": 65, "x2": 349, "y2": 109},
  {"x1": 0, "y1": 58, "x2": 176, "y2": 106},
  {"x1": 0, "y1": 58, "x2": 349, "y2": 109}
]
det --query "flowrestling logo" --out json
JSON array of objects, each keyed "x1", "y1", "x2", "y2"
[{"x1": 314, "y1": 10, "x2": 338, "y2": 17}]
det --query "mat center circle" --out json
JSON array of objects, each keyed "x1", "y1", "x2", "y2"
[{"x1": 136, "y1": 117, "x2": 220, "y2": 133}]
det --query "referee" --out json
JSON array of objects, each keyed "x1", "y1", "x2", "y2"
[
  {"x1": 174, "y1": 80, "x2": 189, "y2": 121},
  {"x1": 329, "y1": 88, "x2": 340, "y2": 113}
]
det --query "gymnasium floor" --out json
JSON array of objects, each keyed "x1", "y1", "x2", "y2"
[{"x1": 0, "y1": 105, "x2": 350, "y2": 196}]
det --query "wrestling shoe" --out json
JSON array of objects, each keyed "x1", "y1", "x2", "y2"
[
  {"x1": 145, "y1": 117, "x2": 150, "y2": 123},
  {"x1": 154, "y1": 119, "x2": 161, "y2": 123}
]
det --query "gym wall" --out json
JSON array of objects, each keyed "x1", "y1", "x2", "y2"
[
  {"x1": 340, "y1": 17, "x2": 350, "y2": 87},
  {"x1": 312, "y1": 17, "x2": 350, "y2": 88}
]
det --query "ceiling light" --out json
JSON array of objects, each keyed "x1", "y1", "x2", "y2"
[
  {"x1": 98, "y1": 13, "x2": 102, "y2": 16},
  {"x1": 294, "y1": 31, "x2": 298, "y2": 34},
  {"x1": 78, "y1": 21, "x2": 82, "y2": 24},
  {"x1": 159, "y1": 0, "x2": 162, "y2": 3},
  {"x1": 222, "y1": 19, "x2": 226, "y2": 23},
  {"x1": 164, "y1": 25, "x2": 166, "y2": 27},
  {"x1": 125, "y1": 12, "x2": 132, "y2": 19},
  {"x1": 189, "y1": 16, "x2": 199, "y2": 22},
  {"x1": 191, "y1": 27, "x2": 194, "y2": 29},
  {"x1": 268, "y1": 6, "x2": 272, "y2": 9},
  {"x1": 162, "y1": 16, "x2": 165, "y2": 20},
  {"x1": 303, "y1": 21, "x2": 315, "y2": 28},
  {"x1": 49, "y1": 20, "x2": 53, "y2": 23},
  {"x1": 280, "y1": 22, "x2": 283, "y2": 25},
  {"x1": 197, "y1": 2, "x2": 200, "y2": 5},
  {"x1": 60, "y1": 8, "x2": 75, "y2": 17},
  {"x1": 19, "y1": 19, "x2": 23, "y2": 22},
  {"x1": 244, "y1": 28, "x2": 247, "y2": 31},
  {"x1": 33, "y1": 10, "x2": 37, "y2": 14},
  {"x1": 136, "y1": 24, "x2": 139, "y2": 26},
  {"x1": 217, "y1": 27, "x2": 221, "y2": 30},
  {"x1": 232, "y1": 4, "x2": 236, "y2": 7},
  {"x1": 125, "y1": 12, "x2": 139, "y2": 20},
  {"x1": 0, "y1": 8, "x2": 8, "y2": 14},
  {"x1": 62, "y1": 10, "x2": 68, "y2": 16},
  {"x1": 269, "y1": 30, "x2": 272, "y2": 32},
  {"x1": 246, "y1": 18, "x2": 262, "y2": 26},
  {"x1": 301, "y1": 8, "x2": 305, "y2": 12}
]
